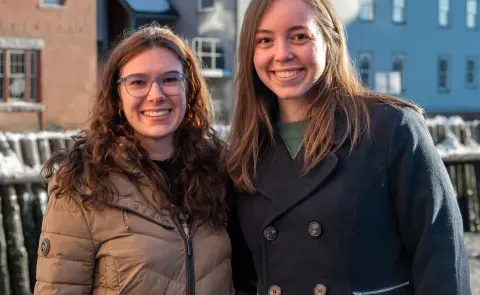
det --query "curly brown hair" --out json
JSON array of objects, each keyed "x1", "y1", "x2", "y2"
[{"x1": 42, "y1": 24, "x2": 227, "y2": 227}]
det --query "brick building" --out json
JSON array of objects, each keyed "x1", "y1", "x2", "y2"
[{"x1": 0, "y1": 0, "x2": 97, "y2": 131}]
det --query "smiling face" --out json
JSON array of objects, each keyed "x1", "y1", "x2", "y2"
[
  {"x1": 118, "y1": 47, "x2": 187, "y2": 147},
  {"x1": 253, "y1": 0, "x2": 327, "y2": 120}
]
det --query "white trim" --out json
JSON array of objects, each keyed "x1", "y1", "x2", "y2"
[
  {"x1": 38, "y1": 0, "x2": 65, "y2": 10},
  {"x1": 200, "y1": 68, "x2": 232, "y2": 78},
  {"x1": 0, "y1": 102, "x2": 44, "y2": 112},
  {"x1": 0, "y1": 38, "x2": 45, "y2": 50}
]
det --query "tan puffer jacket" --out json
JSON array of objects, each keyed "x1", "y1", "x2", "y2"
[{"x1": 34, "y1": 172, "x2": 234, "y2": 295}]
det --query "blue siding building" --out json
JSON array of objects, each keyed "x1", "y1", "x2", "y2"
[{"x1": 346, "y1": 0, "x2": 480, "y2": 114}]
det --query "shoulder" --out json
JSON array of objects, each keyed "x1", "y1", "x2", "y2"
[
  {"x1": 46, "y1": 174, "x2": 87, "y2": 213},
  {"x1": 369, "y1": 103, "x2": 424, "y2": 129},
  {"x1": 368, "y1": 103, "x2": 426, "y2": 140}
]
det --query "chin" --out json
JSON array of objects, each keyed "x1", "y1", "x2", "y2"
[{"x1": 276, "y1": 93, "x2": 305, "y2": 100}]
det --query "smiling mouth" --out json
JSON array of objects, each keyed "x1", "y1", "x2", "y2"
[
  {"x1": 142, "y1": 110, "x2": 171, "y2": 117},
  {"x1": 273, "y1": 69, "x2": 303, "y2": 79}
]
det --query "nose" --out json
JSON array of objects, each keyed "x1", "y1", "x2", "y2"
[
  {"x1": 274, "y1": 41, "x2": 293, "y2": 62},
  {"x1": 147, "y1": 80, "x2": 166, "y2": 103}
]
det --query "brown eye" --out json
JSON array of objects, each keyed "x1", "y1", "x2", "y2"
[
  {"x1": 291, "y1": 33, "x2": 312, "y2": 43},
  {"x1": 257, "y1": 37, "x2": 272, "y2": 44}
]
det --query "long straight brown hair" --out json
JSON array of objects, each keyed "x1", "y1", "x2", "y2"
[{"x1": 226, "y1": 0, "x2": 423, "y2": 193}]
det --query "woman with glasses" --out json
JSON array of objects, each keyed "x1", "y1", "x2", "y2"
[
  {"x1": 35, "y1": 24, "x2": 235, "y2": 294},
  {"x1": 225, "y1": 0, "x2": 470, "y2": 294}
]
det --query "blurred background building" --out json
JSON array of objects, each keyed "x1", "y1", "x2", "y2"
[
  {"x1": 0, "y1": 0, "x2": 97, "y2": 131},
  {"x1": 97, "y1": 0, "x2": 240, "y2": 124},
  {"x1": 1, "y1": 0, "x2": 480, "y2": 127},
  {"x1": 347, "y1": 0, "x2": 480, "y2": 117}
]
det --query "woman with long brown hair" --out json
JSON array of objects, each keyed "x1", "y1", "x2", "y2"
[
  {"x1": 226, "y1": 0, "x2": 470, "y2": 294},
  {"x1": 35, "y1": 24, "x2": 234, "y2": 294}
]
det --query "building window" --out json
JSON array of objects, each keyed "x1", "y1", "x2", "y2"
[
  {"x1": 39, "y1": 0, "x2": 66, "y2": 9},
  {"x1": 359, "y1": 53, "x2": 373, "y2": 88},
  {"x1": 438, "y1": 0, "x2": 450, "y2": 27},
  {"x1": 466, "y1": 58, "x2": 477, "y2": 87},
  {"x1": 192, "y1": 38, "x2": 225, "y2": 70},
  {"x1": 9, "y1": 50, "x2": 26, "y2": 101},
  {"x1": 438, "y1": 56, "x2": 450, "y2": 91},
  {"x1": 0, "y1": 49, "x2": 40, "y2": 102},
  {"x1": 359, "y1": 0, "x2": 375, "y2": 21},
  {"x1": 392, "y1": 53, "x2": 405, "y2": 91},
  {"x1": 392, "y1": 0, "x2": 406, "y2": 23},
  {"x1": 467, "y1": 0, "x2": 478, "y2": 29},
  {"x1": 198, "y1": 0, "x2": 214, "y2": 11}
]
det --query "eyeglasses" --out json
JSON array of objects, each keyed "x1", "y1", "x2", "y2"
[{"x1": 117, "y1": 71, "x2": 187, "y2": 98}]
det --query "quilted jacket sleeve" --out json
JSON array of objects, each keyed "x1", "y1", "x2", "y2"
[
  {"x1": 388, "y1": 107, "x2": 471, "y2": 295},
  {"x1": 34, "y1": 179, "x2": 95, "y2": 295}
]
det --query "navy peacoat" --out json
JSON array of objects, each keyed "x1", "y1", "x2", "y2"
[{"x1": 230, "y1": 104, "x2": 471, "y2": 295}]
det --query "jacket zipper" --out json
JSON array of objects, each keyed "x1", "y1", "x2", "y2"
[
  {"x1": 352, "y1": 281, "x2": 410, "y2": 295},
  {"x1": 174, "y1": 215, "x2": 195, "y2": 295}
]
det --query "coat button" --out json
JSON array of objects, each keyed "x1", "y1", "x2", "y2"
[
  {"x1": 263, "y1": 226, "x2": 278, "y2": 241},
  {"x1": 268, "y1": 285, "x2": 282, "y2": 295},
  {"x1": 40, "y1": 238, "x2": 50, "y2": 256},
  {"x1": 314, "y1": 284, "x2": 327, "y2": 295},
  {"x1": 308, "y1": 222, "x2": 322, "y2": 237}
]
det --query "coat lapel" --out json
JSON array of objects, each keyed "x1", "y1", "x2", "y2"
[
  {"x1": 256, "y1": 137, "x2": 338, "y2": 227},
  {"x1": 256, "y1": 113, "x2": 350, "y2": 227}
]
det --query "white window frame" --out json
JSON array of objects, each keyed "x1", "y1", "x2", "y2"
[
  {"x1": 359, "y1": 52, "x2": 373, "y2": 88},
  {"x1": 438, "y1": 0, "x2": 450, "y2": 27},
  {"x1": 8, "y1": 50, "x2": 27, "y2": 102},
  {"x1": 466, "y1": 57, "x2": 477, "y2": 88},
  {"x1": 438, "y1": 56, "x2": 450, "y2": 91},
  {"x1": 392, "y1": 0, "x2": 406, "y2": 24},
  {"x1": 392, "y1": 53, "x2": 405, "y2": 92},
  {"x1": 467, "y1": 0, "x2": 478, "y2": 29},
  {"x1": 359, "y1": 0, "x2": 375, "y2": 21},
  {"x1": 192, "y1": 37, "x2": 224, "y2": 70},
  {"x1": 198, "y1": 0, "x2": 214, "y2": 12}
]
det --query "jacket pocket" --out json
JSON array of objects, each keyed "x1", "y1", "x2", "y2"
[{"x1": 352, "y1": 281, "x2": 410, "y2": 295}]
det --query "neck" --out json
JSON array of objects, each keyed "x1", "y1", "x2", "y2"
[
  {"x1": 277, "y1": 97, "x2": 307, "y2": 123},
  {"x1": 138, "y1": 135, "x2": 175, "y2": 161}
]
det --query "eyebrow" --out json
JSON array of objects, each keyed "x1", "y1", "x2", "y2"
[
  {"x1": 256, "y1": 25, "x2": 309, "y2": 34},
  {"x1": 124, "y1": 70, "x2": 182, "y2": 77}
]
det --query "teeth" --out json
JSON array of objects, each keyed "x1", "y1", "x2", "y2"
[
  {"x1": 275, "y1": 70, "x2": 300, "y2": 78},
  {"x1": 144, "y1": 110, "x2": 170, "y2": 117}
]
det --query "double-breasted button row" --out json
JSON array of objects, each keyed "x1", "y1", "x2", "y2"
[
  {"x1": 263, "y1": 222, "x2": 323, "y2": 241},
  {"x1": 268, "y1": 284, "x2": 327, "y2": 294}
]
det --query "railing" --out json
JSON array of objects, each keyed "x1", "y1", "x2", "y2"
[{"x1": 0, "y1": 131, "x2": 76, "y2": 294}]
